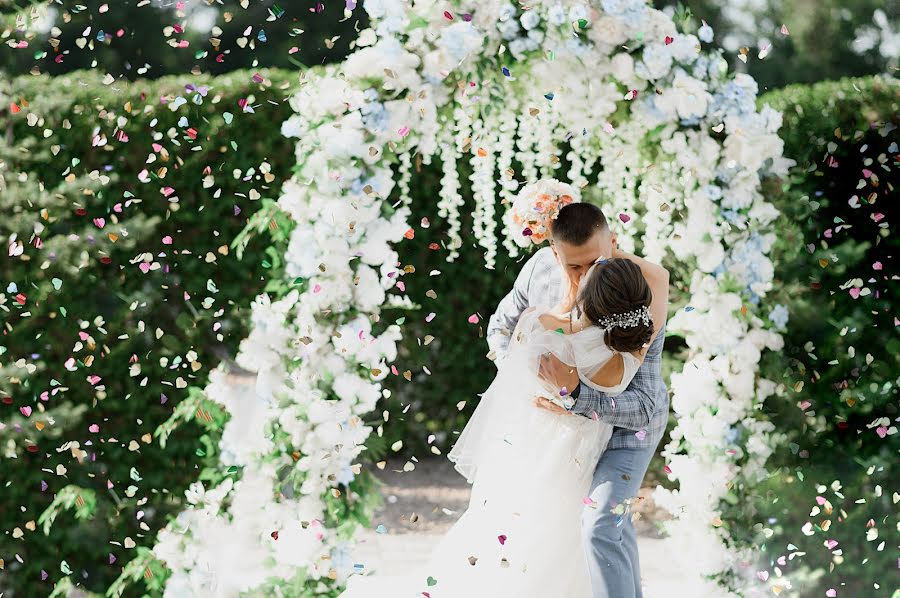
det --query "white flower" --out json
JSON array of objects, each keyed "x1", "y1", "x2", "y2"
[
  {"x1": 637, "y1": 43, "x2": 673, "y2": 80},
  {"x1": 437, "y1": 21, "x2": 486, "y2": 65},
  {"x1": 363, "y1": 0, "x2": 408, "y2": 35},
  {"x1": 668, "y1": 34, "x2": 701, "y2": 63},
  {"x1": 589, "y1": 15, "x2": 629, "y2": 50},
  {"x1": 654, "y1": 70, "x2": 711, "y2": 120}
]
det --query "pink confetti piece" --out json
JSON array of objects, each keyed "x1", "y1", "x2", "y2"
[
  {"x1": 87, "y1": 375, "x2": 102, "y2": 385},
  {"x1": 635, "y1": 429, "x2": 647, "y2": 440},
  {"x1": 426, "y1": 312, "x2": 436, "y2": 322},
  {"x1": 467, "y1": 314, "x2": 479, "y2": 324},
  {"x1": 398, "y1": 126, "x2": 410, "y2": 138},
  {"x1": 825, "y1": 590, "x2": 836, "y2": 597},
  {"x1": 849, "y1": 288, "x2": 860, "y2": 299},
  {"x1": 618, "y1": 213, "x2": 631, "y2": 223},
  {"x1": 876, "y1": 426, "x2": 888, "y2": 438},
  {"x1": 756, "y1": 571, "x2": 769, "y2": 581},
  {"x1": 162, "y1": 236, "x2": 173, "y2": 245},
  {"x1": 89, "y1": 424, "x2": 100, "y2": 433},
  {"x1": 138, "y1": 263, "x2": 151, "y2": 274},
  {"x1": 497, "y1": 534, "x2": 507, "y2": 545},
  {"x1": 824, "y1": 539, "x2": 839, "y2": 550},
  {"x1": 396, "y1": 280, "x2": 405, "y2": 292},
  {"x1": 93, "y1": 217, "x2": 105, "y2": 228},
  {"x1": 664, "y1": 465, "x2": 672, "y2": 474},
  {"x1": 873, "y1": 261, "x2": 883, "y2": 270},
  {"x1": 20, "y1": 406, "x2": 32, "y2": 417}
]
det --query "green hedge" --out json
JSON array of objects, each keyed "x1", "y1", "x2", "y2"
[
  {"x1": 2, "y1": 68, "x2": 896, "y2": 597},
  {"x1": 738, "y1": 76, "x2": 898, "y2": 597},
  {"x1": 0, "y1": 68, "x2": 298, "y2": 595}
]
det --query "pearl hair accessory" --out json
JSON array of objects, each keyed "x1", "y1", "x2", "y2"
[{"x1": 598, "y1": 305, "x2": 651, "y2": 329}]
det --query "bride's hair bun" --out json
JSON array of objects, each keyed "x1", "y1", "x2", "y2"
[{"x1": 578, "y1": 258, "x2": 653, "y2": 353}]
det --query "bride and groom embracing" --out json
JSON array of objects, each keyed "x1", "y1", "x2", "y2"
[{"x1": 341, "y1": 201, "x2": 670, "y2": 598}]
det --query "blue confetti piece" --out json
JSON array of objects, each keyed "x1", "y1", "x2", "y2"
[
  {"x1": 502, "y1": 66, "x2": 511, "y2": 77},
  {"x1": 684, "y1": 306, "x2": 695, "y2": 312},
  {"x1": 544, "y1": 92, "x2": 554, "y2": 100},
  {"x1": 375, "y1": 524, "x2": 387, "y2": 534},
  {"x1": 258, "y1": 29, "x2": 267, "y2": 42},
  {"x1": 352, "y1": 563, "x2": 365, "y2": 573}
]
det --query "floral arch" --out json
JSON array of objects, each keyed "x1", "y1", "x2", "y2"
[{"x1": 138, "y1": 1, "x2": 794, "y2": 596}]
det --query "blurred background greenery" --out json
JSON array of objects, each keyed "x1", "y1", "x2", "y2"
[{"x1": 1, "y1": 1, "x2": 897, "y2": 597}]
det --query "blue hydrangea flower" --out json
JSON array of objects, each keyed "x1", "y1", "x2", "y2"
[
  {"x1": 498, "y1": 3, "x2": 517, "y2": 21},
  {"x1": 548, "y1": 4, "x2": 567, "y2": 26},
  {"x1": 702, "y1": 184, "x2": 723, "y2": 201},
  {"x1": 331, "y1": 541, "x2": 354, "y2": 572},
  {"x1": 360, "y1": 100, "x2": 388, "y2": 133},
  {"x1": 768, "y1": 304, "x2": 789, "y2": 330},
  {"x1": 568, "y1": 4, "x2": 589, "y2": 23},
  {"x1": 725, "y1": 426, "x2": 740, "y2": 443},
  {"x1": 520, "y1": 10, "x2": 541, "y2": 30},
  {"x1": 620, "y1": 3, "x2": 648, "y2": 28},
  {"x1": 698, "y1": 23, "x2": 714, "y2": 43},
  {"x1": 336, "y1": 464, "x2": 356, "y2": 485},
  {"x1": 721, "y1": 208, "x2": 745, "y2": 225},
  {"x1": 498, "y1": 17, "x2": 521, "y2": 40}
]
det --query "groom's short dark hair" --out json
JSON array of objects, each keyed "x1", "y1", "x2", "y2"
[{"x1": 551, "y1": 203, "x2": 609, "y2": 246}]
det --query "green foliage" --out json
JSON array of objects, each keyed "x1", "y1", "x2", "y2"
[
  {"x1": 732, "y1": 76, "x2": 899, "y2": 597},
  {"x1": 657, "y1": 0, "x2": 897, "y2": 91},
  {"x1": 1, "y1": 0, "x2": 362, "y2": 79},
  {"x1": 0, "y1": 68, "x2": 298, "y2": 596}
]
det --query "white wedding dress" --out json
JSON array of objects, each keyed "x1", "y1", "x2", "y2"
[{"x1": 339, "y1": 306, "x2": 641, "y2": 598}]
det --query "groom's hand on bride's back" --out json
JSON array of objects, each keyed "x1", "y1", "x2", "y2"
[{"x1": 537, "y1": 353, "x2": 579, "y2": 395}]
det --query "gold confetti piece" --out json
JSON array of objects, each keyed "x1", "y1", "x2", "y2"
[
  {"x1": 376, "y1": 461, "x2": 387, "y2": 470},
  {"x1": 391, "y1": 440, "x2": 403, "y2": 452}
]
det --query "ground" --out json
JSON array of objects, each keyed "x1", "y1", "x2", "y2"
[{"x1": 353, "y1": 457, "x2": 694, "y2": 596}]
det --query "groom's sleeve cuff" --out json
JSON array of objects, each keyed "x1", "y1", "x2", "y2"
[{"x1": 565, "y1": 382, "x2": 581, "y2": 410}]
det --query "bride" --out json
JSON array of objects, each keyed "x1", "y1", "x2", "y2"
[{"x1": 339, "y1": 254, "x2": 665, "y2": 598}]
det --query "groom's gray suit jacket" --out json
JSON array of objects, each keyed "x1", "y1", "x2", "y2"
[{"x1": 486, "y1": 246, "x2": 669, "y2": 450}]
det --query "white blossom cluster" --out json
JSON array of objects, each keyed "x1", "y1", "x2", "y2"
[{"x1": 153, "y1": 0, "x2": 794, "y2": 594}]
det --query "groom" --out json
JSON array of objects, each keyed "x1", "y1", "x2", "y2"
[{"x1": 486, "y1": 202, "x2": 668, "y2": 598}]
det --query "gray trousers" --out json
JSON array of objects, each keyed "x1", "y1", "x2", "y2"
[{"x1": 582, "y1": 441, "x2": 659, "y2": 598}]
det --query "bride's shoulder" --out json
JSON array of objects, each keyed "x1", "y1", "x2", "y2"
[{"x1": 536, "y1": 310, "x2": 567, "y2": 332}]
